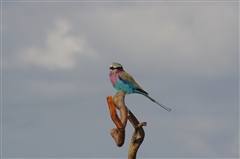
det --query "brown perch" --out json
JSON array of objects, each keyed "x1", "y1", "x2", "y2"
[{"x1": 107, "y1": 90, "x2": 146, "y2": 159}]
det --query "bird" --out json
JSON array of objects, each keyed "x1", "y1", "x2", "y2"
[{"x1": 109, "y1": 62, "x2": 171, "y2": 112}]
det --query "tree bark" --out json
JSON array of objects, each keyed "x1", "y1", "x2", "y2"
[
  {"x1": 107, "y1": 90, "x2": 146, "y2": 159},
  {"x1": 127, "y1": 110, "x2": 146, "y2": 159}
]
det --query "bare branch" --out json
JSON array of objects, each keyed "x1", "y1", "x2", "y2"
[
  {"x1": 127, "y1": 109, "x2": 146, "y2": 159},
  {"x1": 107, "y1": 90, "x2": 146, "y2": 158},
  {"x1": 106, "y1": 92, "x2": 127, "y2": 147}
]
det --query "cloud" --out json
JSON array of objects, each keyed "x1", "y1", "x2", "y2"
[
  {"x1": 18, "y1": 19, "x2": 96, "y2": 70},
  {"x1": 153, "y1": 114, "x2": 239, "y2": 158},
  {"x1": 2, "y1": 2, "x2": 238, "y2": 158},
  {"x1": 78, "y1": 3, "x2": 238, "y2": 79}
]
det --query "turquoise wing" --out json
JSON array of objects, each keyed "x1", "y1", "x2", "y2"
[{"x1": 119, "y1": 72, "x2": 148, "y2": 95}]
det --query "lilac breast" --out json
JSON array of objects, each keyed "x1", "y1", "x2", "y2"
[{"x1": 109, "y1": 72, "x2": 119, "y2": 86}]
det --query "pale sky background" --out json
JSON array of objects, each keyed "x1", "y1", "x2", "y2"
[{"x1": 1, "y1": 1, "x2": 239, "y2": 158}]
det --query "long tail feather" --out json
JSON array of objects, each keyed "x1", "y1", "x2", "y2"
[{"x1": 142, "y1": 93, "x2": 171, "y2": 112}]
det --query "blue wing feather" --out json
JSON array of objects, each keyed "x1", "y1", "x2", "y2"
[
  {"x1": 116, "y1": 75, "x2": 136, "y2": 94},
  {"x1": 114, "y1": 72, "x2": 171, "y2": 112},
  {"x1": 118, "y1": 75, "x2": 148, "y2": 95}
]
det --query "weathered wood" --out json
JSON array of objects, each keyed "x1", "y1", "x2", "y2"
[
  {"x1": 107, "y1": 90, "x2": 146, "y2": 159},
  {"x1": 107, "y1": 92, "x2": 127, "y2": 147}
]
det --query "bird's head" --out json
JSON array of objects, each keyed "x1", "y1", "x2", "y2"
[{"x1": 109, "y1": 62, "x2": 123, "y2": 73}]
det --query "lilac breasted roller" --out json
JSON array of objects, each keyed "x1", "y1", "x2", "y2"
[{"x1": 109, "y1": 62, "x2": 171, "y2": 112}]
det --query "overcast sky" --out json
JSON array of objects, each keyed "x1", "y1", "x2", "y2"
[{"x1": 1, "y1": 1, "x2": 239, "y2": 158}]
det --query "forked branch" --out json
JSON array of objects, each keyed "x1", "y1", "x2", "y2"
[{"x1": 107, "y1": 90, "x2": 146, "y2": 159}]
